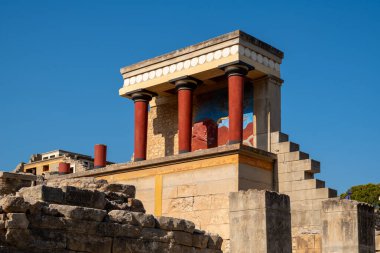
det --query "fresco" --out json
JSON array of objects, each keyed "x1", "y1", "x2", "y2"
[{"x1": 192, "y1": 85, "x2": 254, "y2": 151}]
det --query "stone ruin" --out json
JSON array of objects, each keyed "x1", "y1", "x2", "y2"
[{"x1": 0, "y1": 177, "x2": 222, "y2": 253}]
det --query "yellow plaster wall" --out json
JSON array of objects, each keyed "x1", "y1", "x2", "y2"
[{"x1": 24, "y1": 158, "x2": 64, "y2": 175}]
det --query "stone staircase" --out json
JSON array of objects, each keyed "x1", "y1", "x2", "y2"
[{"x1": 270, "y1": 132, "x2": 337, "y2": 233}]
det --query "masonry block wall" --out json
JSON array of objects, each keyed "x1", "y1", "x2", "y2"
[
  {"x1": 269, "y1": 131, "x2": 338, "y2": 253},
  {"x1": 94, "y1": 148, "x2": 274, "y2": 253},
  {"x1": 0, "y1": 178, "x2": 223, "y2": 253},
  {"x1": 229, "y1": 189, "x2": 292, "y2": 253},
  {"x1": 147, "y1": 96, "x2": 179, "y2": 160},
  {"x1": 321, "y1": 199, "x2": 375, "y2": 253}
]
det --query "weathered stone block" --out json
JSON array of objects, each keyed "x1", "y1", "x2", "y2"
[
  {"x1": 6, "y1": 213, "x2": 29, "y2": 229},
  {"x1": 141, "y1": 228, "x2": 171, "y2": 243},
  {"x1": 100, "y1": 183, "x2": 136, "y2": 197},
  {"x1": 49, "y1": 204, "x2": 107, "y2": 222},
  {"x1": 108, "y1": 210, "x2": 155, "y2": 227},
  {"x1": 156, "y1": 216, "x2": 195, "y2": 233},
  {"x1": 96, "y1": 222, "x2": 142, "y2": 238},
  {"x1": 18, "y1": 185, "x2": 64, "y2": 204},
  {"x1": 62, "y1": 186, "x2": 106, "y2": 209},
  {"x1": 193, "y1": 233, "x2": 209, "y2": 248},
  {"x1": 206, "y1": 233, "x2": 223, "y2": 250},
  {"x1": 5, "y1": 228, "x2": 32, "y2": 249},
  {"x1": 66, "y1": 233, "x2": 112, "y2": 253},
  {"x1": 321, "y1": 199, "x2": 375, "y2": 253},
  {"x1": 0, "y1": 196, "x2": 31, "y2": 213},
  {"x1": 229, "y1": 189, "x2": 291, "y2": 253},
  {"x1": 169, "y1": 230, "x2": 193, "y2": 247}
]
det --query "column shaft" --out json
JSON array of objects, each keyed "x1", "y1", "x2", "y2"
[
  {"x1": 134, "y1": 100, "x2": 149, "y2": 161},
  {"x1": 228, "y1": 74, "x2": 245, "y2": 144},
  {"x1": 178, "y1": 88, "x2": 193, "y2": 153}
]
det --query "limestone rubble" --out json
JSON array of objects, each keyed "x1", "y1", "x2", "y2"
[{"x1": 0, "y1": 178, "x2": 222, "y2": 253}]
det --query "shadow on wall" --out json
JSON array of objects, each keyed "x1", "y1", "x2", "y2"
[{"x1": 153, "y1": 97, "x2": 178, "y2": 157}]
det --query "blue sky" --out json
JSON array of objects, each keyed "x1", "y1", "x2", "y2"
[{"x1": 0, "y1": 0, "x2": 379, "y2": 193}]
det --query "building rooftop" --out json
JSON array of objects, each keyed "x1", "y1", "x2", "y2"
[{"x1": 119, "y1": 30, "x2": 284, "y2": 98}]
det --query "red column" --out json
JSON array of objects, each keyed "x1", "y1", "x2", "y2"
[
  {"x1": 94, "y1": 144, "x2": 107, "y2": 168},
  {"x1": 224, "y1": 64, "x2": 251, "y2": 144},
  {"x1": 132, "y1": 93, "x2": 152, "y2": 161},
  {"x1": 228, "y1": 74, "x2": 244, "y2": 144},
  {"x1": 58, "y1": 162, "x2": 70, "y2": 175},
  {"x1": 175, "y1": 78, "x2": 198, "y2": 153}
]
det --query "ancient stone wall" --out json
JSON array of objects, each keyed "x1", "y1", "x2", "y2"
[
  {"x1": 0, "y1": 178, "x2": 222, "y2": 253},
  {"x1": 0, "y1": 172, "x2": 36, "y2": 196},
  {"x1": 229, "y1": 189, "x2": 292, "y2": 253},
  {"x1": 321, "y1": 199, "x2": 375, "y2": 253},
  {"x1": 147, "y1": 96, "x2": 179, "y2": 160},
  {"x1": 270, "y1": 131, "x2": 338, "y2": 253}
]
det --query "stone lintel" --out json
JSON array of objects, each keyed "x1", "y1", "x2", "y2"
[
  {"x1": 50, "y1": 144, "x2": 276, "y2": 180},
  {"x1": 119, "y1": 30, "x2": 284, "y2": 97}
]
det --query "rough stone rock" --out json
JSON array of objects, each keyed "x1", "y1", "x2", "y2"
[
  {"x1": 96, "y1": 222, "x2": 142, "y2": 238},
  {"x1": 100, "y1": 184, "x2": 136, "y2": 197},
  {"x1": 49, "y1": 204, "x2": 107, "y2": 222},
  {"x1": 61, "y1": 186, "x2": 106, "y2": 210},
  {"x1": 18, "y1": 185, "x2": 64, "y2": 204},
  {"x1": 156, "y1": 216, "x2": 195, "y2": 233},
  {"x1": 108, "y1": 210, "x2": 155, "y2": 228},
  {"x1": 0, "y1": 178, "x2": 223, "y2": 252},
  {"x1": 5, "y1": 228, "x2": 32, "y2": 249},
  {"x1": 141, "y1": 228, "x2": 171, "y2": 243},
  {"x1": 193, "y1": 233, "x2": 209, "y2": 248},
  {"x1": 66, "y1": 233, "x2": 112, "y2": 253},
  {"x1": 46, "y1": 177, "x2": 108, "y2": 190},
  {"x1": 207, "y1": 233, "x2": 223, "y2": 250},
  {"x1": 106, "y1": 198, "x2": 145, "y2": 213},
  {"x1": 5, "y1": 213, "x2": 29, "y2": 229},
  {"x1": 169, "y1": 230, "x2": 193, "y2": 247},
  {"x1": 0, "y1": 196, "x2": 31, "y2": 213}
]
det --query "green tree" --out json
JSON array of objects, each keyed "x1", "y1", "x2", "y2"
[{"x1": 340, "y1": 183, "x2": 380, "y2": 207}]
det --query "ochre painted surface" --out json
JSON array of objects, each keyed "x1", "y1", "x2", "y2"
[
  {"x1": 154, "y1": 174, "x2": 163, "y2": 216},
  {"x1": 239, "y1": 154, "x2": 273, "y2": 171},
  {"x1": 97, "y1": 154, "x2": 239, "y2": 182},
  {"x1": 24, "y1": 158, "x2": 64, "y2": 175}
]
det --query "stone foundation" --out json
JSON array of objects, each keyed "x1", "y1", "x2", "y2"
[{"x1": 0, "y1": 178, "x2": 222, "y2": 253}]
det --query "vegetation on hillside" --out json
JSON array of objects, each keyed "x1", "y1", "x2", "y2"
[{"x1": 340, "y1": 183, "x2": 380, "y2": 207}]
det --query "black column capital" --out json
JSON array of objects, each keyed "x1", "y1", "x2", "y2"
[
  {"x1": 170, "y1": 76, "x2": 202, "y2": 91},
  {"x1": 219, "y1": 61, "x2": 254, "y2": 77},
  {"x1": 128, "y1": 89, "x2": 156, "y2": 102}
]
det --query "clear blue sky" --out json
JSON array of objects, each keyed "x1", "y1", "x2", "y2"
[{"x1": 1, "y1": 0, "x2": 379, "y2": 193}]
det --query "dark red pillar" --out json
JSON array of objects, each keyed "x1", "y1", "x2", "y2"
[
  {"x1": 132, "y1": 92, "x2": 152, "y2": 161},
  {"x1": 224, "y1": 64, "x2": 252, "y2": 144},
  {"x1": 94, "y1": 144, "x2": 107, "y2": 168},
  {"x1": 175, "y1": 78, "x2": 199, "y2": 153},
  {"x1": 58, "y1": 162, "x2": 70, "y2": 175}
]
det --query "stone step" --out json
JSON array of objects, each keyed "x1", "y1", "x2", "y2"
[
  {"x1": 271, "y1": 141, "x2": 300, "y2": 154},
  {"x1": 288, "y1": 159, "x2": 320, "y2": 174},
  {"x1": 278, "y1": 171, "x2": 314, "y2": 183},
  {"x1": 285, "y1": 187, "x2": 337, "y2": 201},
  {"x1": 291, "y1": 179, "x2": 325, "y2": 191},
  {"x1": 270, "y1": 132, "x2": 289, "y2": 144},
  {"x1": 284, "y1": 151, "x2": 309, "y2": 162}
]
